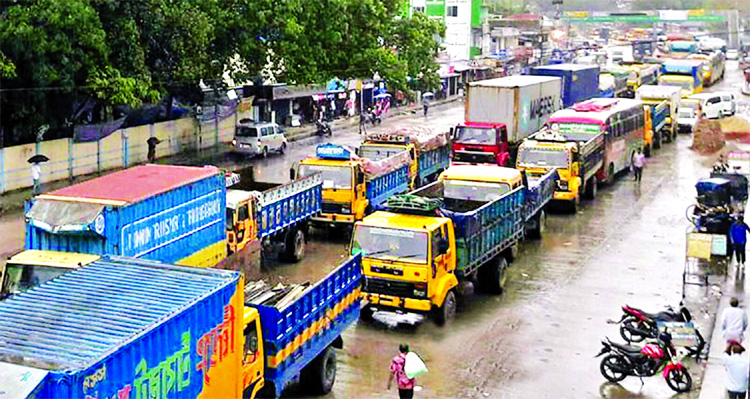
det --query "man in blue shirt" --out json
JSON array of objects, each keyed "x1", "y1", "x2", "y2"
[{"x1": 730, "y1": 216, "x2": 750, "y2": 266}]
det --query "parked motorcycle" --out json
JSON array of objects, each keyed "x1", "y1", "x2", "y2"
[
  {"x1": 316, "y1": 120, "x2": 332, "y2": 137},
  {"x1": 365, "y1": 108, "x2": 381, "y2": 125},
  {"x1": 614, "y1": 304, "x2": 691, "y2": 343},
  {"x1": 596, "y1": 332, "x2": 692, "y2": 393}
]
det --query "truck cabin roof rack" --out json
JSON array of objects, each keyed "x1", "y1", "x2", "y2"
[{"x1": 386, "y1": 195, "x2": 443, "y2": 216}]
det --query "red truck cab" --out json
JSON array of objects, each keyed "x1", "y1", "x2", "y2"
[{"x1": 451, "y1": 121, "x2": 510, "y2": 166}]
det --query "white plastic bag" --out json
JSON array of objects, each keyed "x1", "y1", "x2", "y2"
[{"x1": 404, "y1": 351, "x2": 428, "y2": 379}]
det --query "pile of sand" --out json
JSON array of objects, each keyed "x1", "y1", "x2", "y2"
[
  {"x1": 692, "y1": 119, "x2": 724, "y2": 154},
  {"x1": 721, "y1": 116, "x2": 750, "y2": 142}
]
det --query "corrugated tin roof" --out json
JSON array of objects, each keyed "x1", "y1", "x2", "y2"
[
  {"x1": 44, "y1": 165, "x2": 220, "y2": 206},
  {"x1": 0, "y1": 256, "x2": 239, "y2": 371}
]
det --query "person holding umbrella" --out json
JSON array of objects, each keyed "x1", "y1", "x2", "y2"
[
  {"x1": 27, "y1": 154, "x2": 49, "y2": 195},
  {"x1": 147, "y1": 137, "x2": 161, "y2": 163}
]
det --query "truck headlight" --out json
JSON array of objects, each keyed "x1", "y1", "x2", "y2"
[
  {"x1": 341, "y1": 205, "x2": 351, "y2": 214},
  {"x1": 232, "y1": 139, "x2": 237, "y2": 146},
  {"x1": 413, "y1": 283, "x2": 427, "y2": 298}
]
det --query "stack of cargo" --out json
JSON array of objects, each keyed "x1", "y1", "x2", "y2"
[
  {"x1": 244, "y1": 280, "x2": 311, "y2": 308},
  {"x1": 25, "y1": 164, "x2": 227, "y2": 268}
]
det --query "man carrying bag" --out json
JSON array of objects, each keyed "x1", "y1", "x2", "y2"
[{"x1": 387, "y1": 344, "x2": 428, "y2": 399}]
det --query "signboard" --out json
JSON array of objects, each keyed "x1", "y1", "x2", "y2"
[
  {"x1": 316, "y1": 143, "x2": 353, "y2": 160},
  {"x1": 657, "y1": 321, "x2": 699, "y2": 347},
  {"x1": 728, "y1": 150, "x2": 750, "y2": 175},
  {"x1": 687, "y1": 232, "x2": 712, "y2": 259},
  {"x1": 121, "y1": 190, "x2": 223, "y2": 258},
  {"x1": 712, "y1": 234, "x2": 727, "y2": 256}
]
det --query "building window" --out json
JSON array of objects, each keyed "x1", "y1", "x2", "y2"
[
  {"x1": 447, "y1": 6, "x2": 458, "y2": 17},
  {"x1": 413, "y1": 6, "x2": 425, "y2": 13}
]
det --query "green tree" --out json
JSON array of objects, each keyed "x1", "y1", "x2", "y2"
[{"x1": 385, "y1": 12, "x2": 446, "y2": 93}]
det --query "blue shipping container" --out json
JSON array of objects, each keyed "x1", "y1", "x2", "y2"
[
  {"x1": 0, "y1": 256, "x2": 241, "y2": 399},
  {"x1": 530, "y1": 64, "x2": 600, "y2": 107},
  {"x1": 24, "y1": 165, "x2": 226, "y2": 266}
]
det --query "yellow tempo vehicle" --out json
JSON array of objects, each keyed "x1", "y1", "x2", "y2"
[{"x1": 353, "y1": 164, "x2": 555, "y2": 324}]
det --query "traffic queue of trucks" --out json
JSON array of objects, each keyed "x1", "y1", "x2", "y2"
[
  {"x1": 635, "y1": 85, "x2": 682, "y2": 152},
  {"x1": 0, "y1": 254, "x2": 362, "y2": 399}
]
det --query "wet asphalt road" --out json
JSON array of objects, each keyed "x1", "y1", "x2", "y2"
[{"x1": 1, "y1": 61, "x2": 748, "y2": 399}]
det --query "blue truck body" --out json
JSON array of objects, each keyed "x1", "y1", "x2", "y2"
[
  {"x1": 649, "y1": 101, "x2": 669, "y2": 134},
  {"x1": 530, "y1": 64, "x2": 600, "y2": 107},
  {"x1": 523, "y1": 169, "x2": 558, "y2": 222},
  {"x1": 367, "y1": 165, "x2": 411, "y2": 210},
  {"x1": 24, "y1": 165, "x2": 226, "y2": 267},
  {"x1": 417, "y1": 146, "x2": 451, "y2": 182},
  {"x1": 0, "y1": 256, "x2": 241, "y2": 399},
  {"x1": 254, "y1": 254, "x2": 362, "y2": 397},
  {"x1": 661, "y1": 59, "x2": 704, "y2": 89}
]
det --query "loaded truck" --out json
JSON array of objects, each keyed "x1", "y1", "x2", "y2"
[
  {"x1": 351, "y1": 164, "x2": 555, "y2": 325},
  {"x1": 636, "y1": 85, "x2": 682, "y2": 148},
  {"x1": 0, "y1": 254, "x2": 362, "y2": 399},
  {"x1": 600, "y1": 66, "x2": 630, "y2": 98},
  {"x1": 517, "y1": 127, "x2": 605, "y2": 211},
  {"x1": 296, "y1": 143, "x2": 410, "y2": 227},
  {"x1": 529, "y1": 63, "x2": 599, "y2": 107},
  {"x1": 452, "y1": 76, "x2": 562, "y2": 166},
  {"x1": 659, "y1": 59, "x2": 704, "y2": 97},
  {"x1": 621, "y1": 63, "x2": 660, "y2": 98},
  {"x1": 225, "y1": 166, "x2": 322, "y2": 262},
  {"x1": 359, "y1": 127, "x2": 451, "y2": 188}
]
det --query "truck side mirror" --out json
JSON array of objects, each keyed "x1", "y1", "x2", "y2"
[{"x1": 449, "y1": 127, "x2": 455, "y2": 138}]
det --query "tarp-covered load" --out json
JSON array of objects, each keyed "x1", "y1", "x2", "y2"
[
  {"x1": 360, "y1": 150, "x2": 411, "y2": 177},
  {"x1": 366, "y1": 127, "x2": 450, "y2": 153}
]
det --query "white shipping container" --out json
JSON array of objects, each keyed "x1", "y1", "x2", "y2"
[{"x1": 466, "y1": 76, "x2": 563, "y2": 143}]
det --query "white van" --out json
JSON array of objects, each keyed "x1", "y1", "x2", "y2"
[
  {"x1": 688, "y1": 92, "x2": 734, "y2": 119},
  {"x1": 232, "y1": 121, "x2": 288, "y2": 157}
]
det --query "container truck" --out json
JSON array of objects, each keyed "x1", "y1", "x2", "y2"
[
  {"x1": 529, "y1": 63, "x2": 599, "y2": 107},
  {"x1": 25, "y1": 164, "x2": 227, "y2": 267},
  {"x1": 516, "y1": 127, "x2": 605, "y2": 211},
  {"x1": 225, "y1": 166, "x2": 322, "y2": 262},
  {"x1": 688, "y1": 51, "x2": 725, "y2": 86},
  {"x1": 358, "y1": 127, "x2": 451, "y2": 188},
  {"x1": 659, "y1": 59, "x2": 704, "y2": 97},
  {"x1": 295, "y1": 143, "x2": 411, "y2": 227},
  {"x1": 636, "y1": 85, "x2": 682, "y2": 147},
  {"x1": 452, "y1": 76, "x2": 562, "y2": 166},
  {"x1": 0, "y1": 254, "x2": 362, "y2": 399},
  {"x1": 352, "y1": 164, "x2": 555, "y2": 325}
]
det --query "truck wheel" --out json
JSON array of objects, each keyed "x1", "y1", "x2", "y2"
[
  {"x1": 302, "y1": 346, "x2": 337, "y2": 394},
  {"x1": 283, "y1": 228, "x2": 306, "y2": 263},
  {"x1": 360, "y1": 305, "x2": 374, "y2": 322},
  {"x1": 434, "y1": 290, "x2": 457, "y2": 326},
  {"x1": 584, "y1": 178, "x2": 597, "y2": 200},
  {"x1": 482, "y1": 256, "x2": 508, "y2": 295},
  {"x1": 527, "y1": 210, "x2": 545, "y2": 239}
]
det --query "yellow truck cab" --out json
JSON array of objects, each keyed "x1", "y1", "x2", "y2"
[
  {"x1": 0, "y1": 250, "x2": 100, "y2": 299},
  {"x1": 297, "y1": 144, "x2": 411, "y2": 227}
]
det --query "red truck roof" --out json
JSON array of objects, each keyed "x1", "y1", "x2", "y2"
[{"x1": 46, "y1": 164, "x2": 220, "y2": 205}]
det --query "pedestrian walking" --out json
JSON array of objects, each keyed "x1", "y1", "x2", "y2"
[
  {"x1": 722, "y1": 297, "x2": 748, "y2": 344},
  {"x1": 423, "y1": 101, "x2": 429, "y2": 118},
  {"x1": 147, "y1": 137, "x2": 161, "y2": 164},
  {"x1": 31, "y1": 162, "x2": 41, "y2": 195},
  {"x1": 723, "y1": 341, "x2": 749, "y2": 399},
  {"x1": 387, "y1": 344, "x2": 416, "y2": 399},
  {"x1": 731, "y1": 216, "x2": 750, "y2": 266},
  {"x1": 632, "y1": 148, "x2": 646, "y2": 182}
]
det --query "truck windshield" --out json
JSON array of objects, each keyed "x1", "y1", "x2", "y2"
[
  {"x1": 678, "y1": 109, "x2": 695, "y2": 118},
  {"x1": 454, "y1": 127, "x2": 496, "y2": 145},
  {"x1": 299, "y1": 164, "x2": 352, "y2": 189},
  {"x1": 236, "y1": 127, "x2": 259, "y2": 137},
  {"x1": 2, "y1": 264, "x2": 70, "y2": 296},
  {"x1": 518, "y1": 148, "x2": 569, "y2": 168},
  {"x1": 443, "y1": 179, "x2": 510, "y2": 202},
  {"x1": 359, "y1": 145, "x2": 402, "y2": 161},
  {"x1": 351, "y1": 226, "x2": 428, "y2": 263}
]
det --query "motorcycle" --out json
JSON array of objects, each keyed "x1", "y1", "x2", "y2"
[
  {"x1": 364, "y1": 108, "x2": 381, "y2": 125},
  {"x1": 596, "y1": 332, "x2": 692, "y2": 393},
  {"x1": 316, "y1": 120, "x2": 332, "y2": 137},
  {"x1": 614, "y1": 304, "x2": 691, "y2": 343}
]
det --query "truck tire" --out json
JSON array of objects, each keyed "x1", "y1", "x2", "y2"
[
  {"x1": 283, "y1": 228, "x2": 306, "y2": 263},
  {"x1": 433, "y1": 290, "x2": 457, "y2": 326},
  {"x1": 527, "y1": 210, "x2": 545, "y2": 239},
  {"x1": 254, "y1": 383, "x2": 276, "y2": 399},
  {"x1": 360, "y1": 304, "x2": 375, "y2": 322},
  {"x1": 584, "y1": 178, "x2": 597, "y2": 200},
  {"x1": 481, "y1": 256, "x2": 508, "y2": 295},
  {"x1": 301, "y1": 346, "x2": 337, "y2": 394}
]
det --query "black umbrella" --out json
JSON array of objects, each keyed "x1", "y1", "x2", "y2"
[{"x1": 27, "y1": 154, "x2": 49, "y2": 164}]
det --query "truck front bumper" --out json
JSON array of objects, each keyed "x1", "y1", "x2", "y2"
[
  {"x1": 311, "y1": 213, "x2": 355, "y2": 224},
  {"x1": 554, "y1": 191, "x2": 577, "y2": 201},
  {"x1": 361, "y1": 292, "x2": 432, "y2": 312}
]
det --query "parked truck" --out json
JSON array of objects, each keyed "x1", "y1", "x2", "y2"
[
  {"x1": 621, "y1": 63, "x2": 660, "y2": 98},
  {"x1": 359, "y1": 127, "x2": 451, "y2": 188},
  {"x1": 452, "y1": 76, "x2": 562, "y2": 166},
  {"x1": 226, "y1": 166, "x2": 322, "y2": 262},
  {"x1": 529, "y1": 63, "x2": 599, "y2": 107},
  {"x1": 0, "y1": 254, "x2": 362, "y2": 399},
  {"x1": 659, "y1": 59, "x2": 704, "y2": 97},
  {"x1": 636, "y1": 84, "x2": 682, "y2": 147},
  {"x1": 516, "y1": 127, "x2": 605, "y2": 211},
  {"x1": 24, "y1": 164, "x2": 227, "y2": 266},
  {"x1": 351, "y1": 164, "x2": 555, "y2": 325},
  {"x1": 296, "y1": 143, "x2": 411, "y2": 227}
]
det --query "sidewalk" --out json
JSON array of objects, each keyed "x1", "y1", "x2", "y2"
[
  {"x1": 699, "y1": 265, "x2": 747, "y2": 399},
  {"x1": 0, "y1": 96, "x2": 462, "y2": 219}
]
